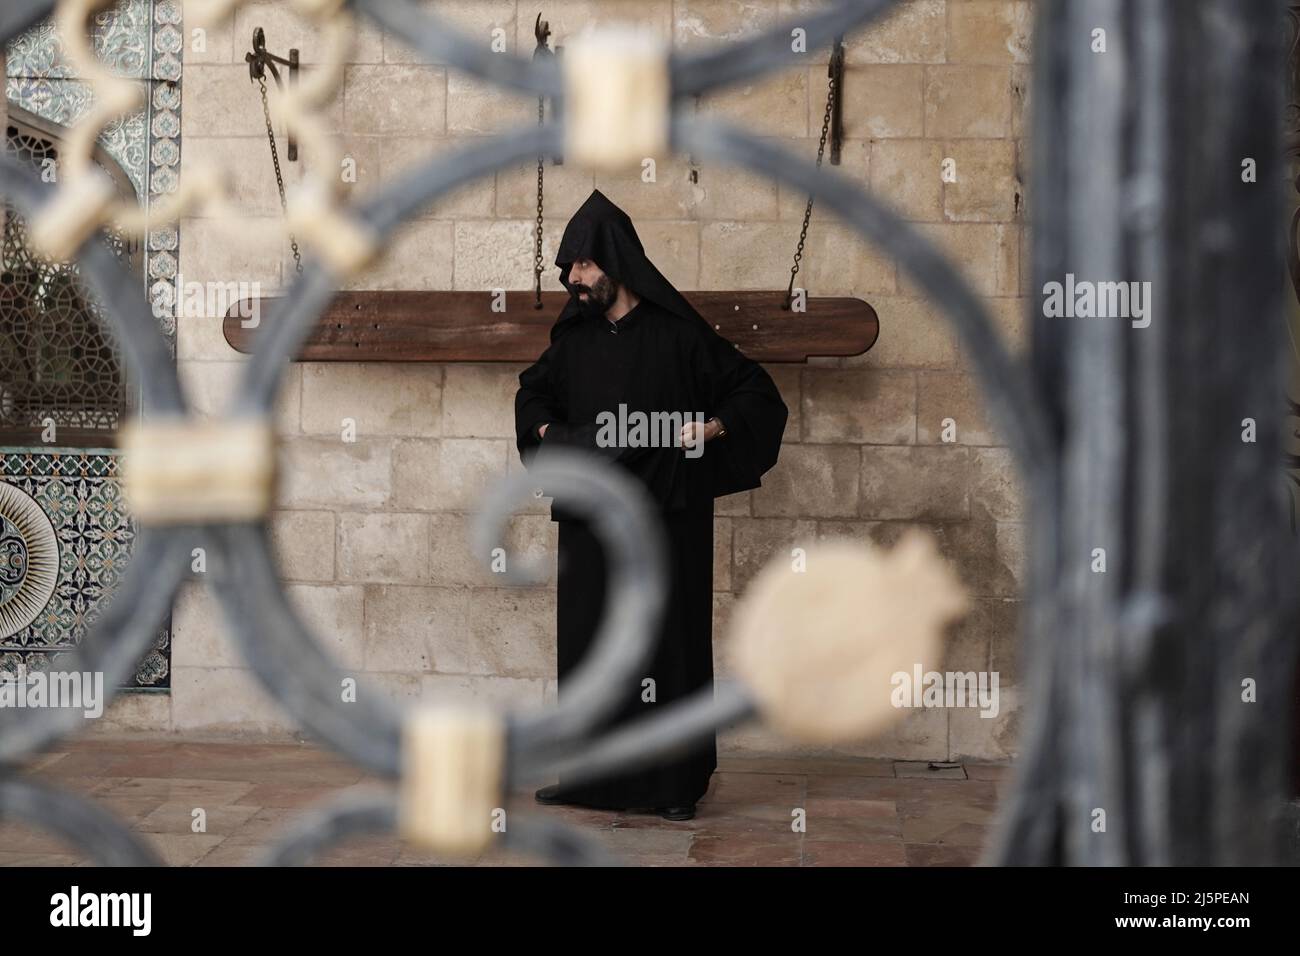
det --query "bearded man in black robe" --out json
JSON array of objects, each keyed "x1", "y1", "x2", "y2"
[{"x1": 515, "y1": 189, "x2": 787, "y2": 820}]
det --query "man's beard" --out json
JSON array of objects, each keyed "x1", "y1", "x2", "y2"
[{"x1": 572, "y1": 274, "x2": 619, "y2": 318}]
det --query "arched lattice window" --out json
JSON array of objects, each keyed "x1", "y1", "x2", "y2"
[{"x1": 0, "y1": 104, "x2": 138, "y2": 447}]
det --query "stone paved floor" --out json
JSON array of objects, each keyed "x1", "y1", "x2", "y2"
[{"x1": 0, "y1": 738, "x2": 1010, "y2": 866}]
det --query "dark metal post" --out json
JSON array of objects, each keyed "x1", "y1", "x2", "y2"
[
  {"x1": 288, "y1": 46, "x2": 299, "y2": 161},
  {"x1": 829, "y1": 37, "x2": 844, "y2": 166},
  {"x1": 988, "y1": 0, "x2": 1300, "y2": 866}
]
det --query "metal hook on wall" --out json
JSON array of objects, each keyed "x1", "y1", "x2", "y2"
[
  {"x1": 689, "y1": 93, "x2": 701, "y2": 184},
  {"x1": 246, "y1": 27, "x2": 300, "y2": 161},
  {"x1": 828, "y1": 34, "x2": 845, "y2": 166},
  {"x1": 533, "y1": 12, "x2": 563, "y2": 166}
]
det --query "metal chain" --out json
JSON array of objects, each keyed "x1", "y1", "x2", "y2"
[
  {"x1": 532, "y1": 15, "x2": 555, "y2": 309},
  {"x1": 534, "y1": 95, "x2": 545, "y2": 309},
  {"x1": 258, "y1": 75, "x2": 303, "y2": 276},
  {"x1": 783, "y1": 51, "x2": 837, "y2": 309}
]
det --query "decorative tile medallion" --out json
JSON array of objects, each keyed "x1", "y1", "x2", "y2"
[
  {"x1": 0, "y1": 481, "x2": 59, "y2": 638},
  {"x1": 0, "y1": 449, "x2": 169, "y2": 689}
]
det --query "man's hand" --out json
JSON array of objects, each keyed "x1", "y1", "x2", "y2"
[{"x1": 680, "y1": 418, "x2": 721, "y2": 449}]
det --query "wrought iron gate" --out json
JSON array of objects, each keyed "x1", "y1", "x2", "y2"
[{"x1": 0, "y1": 0, "x2": 1293, "y2": 867}]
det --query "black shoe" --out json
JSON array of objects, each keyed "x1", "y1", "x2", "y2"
[
  {"x1": 656, "y1": 804, "x2": 695, "y2": 821},
  {"x1": 535, "y1": 785, "x2": 566, "y2": 805}
]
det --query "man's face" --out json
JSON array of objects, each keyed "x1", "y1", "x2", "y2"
[{"x1": 569, "y1": 257, "x2": 620, "y2": 318}]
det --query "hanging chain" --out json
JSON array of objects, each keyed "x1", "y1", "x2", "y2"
[
  {"x1": 258, "y1": 75, "x2": 303, "y2": 276},
  {"x1": 784, "y1": 45, "x2": 839, "y2": 310},
  {"x1": 534, "y1": 94, "x2": 545, "y2": 309},
  {"x1": 532, "y1": 15, "x2": 558, "y2": 310}
]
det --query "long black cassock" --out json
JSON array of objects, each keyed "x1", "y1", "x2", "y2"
[{"x1": 515, "y1": 190, "x2": 788, "y2": 810}]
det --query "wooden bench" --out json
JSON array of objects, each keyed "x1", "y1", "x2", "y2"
[{"x1": 222, "y1": 290, "x2": 879, "y2": 364}]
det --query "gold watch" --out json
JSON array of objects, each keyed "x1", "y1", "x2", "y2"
[{"x1": 709, "y1": 416, "x2": 727, "y2": 438}]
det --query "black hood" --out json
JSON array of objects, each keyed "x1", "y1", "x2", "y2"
[
  {"x1": 551, "y1": 189, "x2": 705, "y2": 342},
  {"x1": 519, "y1": 190, "x2": 789, "y2": 504}
]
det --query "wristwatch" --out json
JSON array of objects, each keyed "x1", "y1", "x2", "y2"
[{"x1": 708, "y1": 416, "x2": 727, "y2": 439}]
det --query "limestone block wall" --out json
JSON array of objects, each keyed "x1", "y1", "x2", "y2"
[{"x1": 104, "y1": 0, "x2": 1032, "y2": 763}]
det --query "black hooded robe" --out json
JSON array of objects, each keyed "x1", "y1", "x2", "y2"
[{"x1": 515, "y1": 190, "x2": 787, "y2": 810}]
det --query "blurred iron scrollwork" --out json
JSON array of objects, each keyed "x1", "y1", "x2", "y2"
[
  {"x1": 1285, "y1": 4, "x2": 1300, "y2": 533},
  {"x1": 1283, "y1": 2, "x2": 1300, "y2": 847},
  {"x1": 0, "y1": 0, "x2": 1296, "y2": 868}
]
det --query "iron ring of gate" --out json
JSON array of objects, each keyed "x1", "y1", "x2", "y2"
[
  {"x1": 0, "y1": 158, "x2": 193, "y2": 764},
  {"x1": 233, "y1": 107, "x2": 1063, "y2": 860},
  {"x1": 247, "y1": 0, "x2": 1055, "y2": 859},
  {"x1": 222, "y1": 0, "x2": 1053, "y2": 861},
  {"x1": 203, "y1": 451, "x2": 669, "y2": 779},
  {"x1": 0, "y1": 778, "x2": 161, "y2": 866},
  {"x1": 0, "y1": 122, "x2": 675, "y2": 864},
  {"x1": 0, "y1": 125, "x2": 668, "y2": 773}
]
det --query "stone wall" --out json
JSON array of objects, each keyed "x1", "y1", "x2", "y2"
[{"x1": 105, "y1": 0, "x2": 1031, "y2": 762}]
